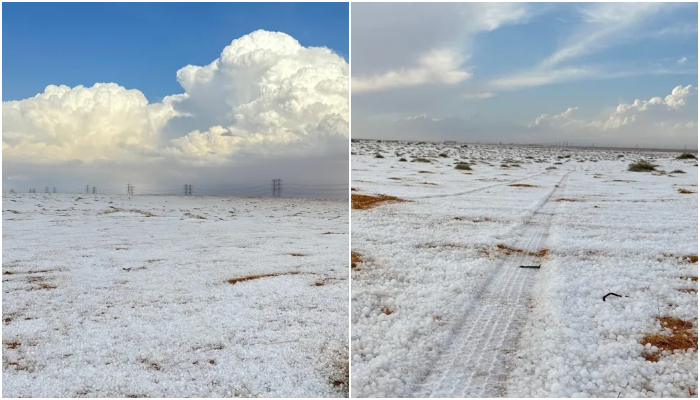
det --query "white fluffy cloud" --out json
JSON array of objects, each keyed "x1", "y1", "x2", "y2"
[
  {"x1": 2, "y1": 83, "x2": 176, "y2": 162},
  {"x1": 3, "y1": 30, "x2": 349, "y2": 165},
  {"x1": 528, "y1": 85, "x2": 697, "y2": 147},
  {"x1": 352, "y1": 49, "x2": 470, "y2": 93},
  {"x1": 529, "y1": 107, "x2": 579, "y2": 128},
  {"x1": 351, "y1": 3, "x2": 531, "y2": 94}
]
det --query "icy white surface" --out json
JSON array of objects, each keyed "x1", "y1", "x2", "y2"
[
  {"x1": 3, "y1": 195, "x2": 348, "y2": 397},
  {"x1": 351, "y1": 140, "x2": 697, "y2": 398}
]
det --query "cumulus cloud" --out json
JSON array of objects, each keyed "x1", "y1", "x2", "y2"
[
  {"x1": 594, "y1": 85, "x2": 693, "y2": 130},
  {"x1": 167, "y1": 30, "x2": 348, "y2": 159},
  {"x1": 3, "y1": 30, "x2": 349, "y2": 195},
  {"x1": 352, "y1": 49, "x2": 470, "y2": 93},
  {"x1": 527, "y1": 85, "x2": 697, "y2": 147},
  {"x1": 2, "y1": 83, "x2": 176, "y2": 162},
  {"x1": 529, "y1": 107, "x2": 579, "y2": 127}
]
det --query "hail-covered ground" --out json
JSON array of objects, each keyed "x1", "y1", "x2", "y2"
[
  {"x1": 2, "y1": 195, "x2": 348, "y2": 397},
  {"x1": 351, "y1": 140, "x2": 698, "y2": 398}
]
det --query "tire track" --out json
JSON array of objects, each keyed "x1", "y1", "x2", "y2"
[
  {"x1": 410, "y1": 171, "x2": 572, "y2": 398},
  {"x1": 404, "y1": 171, "x2": 550, "y2": 200}
]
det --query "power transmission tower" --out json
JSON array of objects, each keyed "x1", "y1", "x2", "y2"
[
  {"x1": 127, "y1": 184, "x2": 134, "y2": 195},
  {"x1": 53, "y1": 187, "x2": 56, "y2": 193},
  {"x1": 86, "y1": 185, "x2": 90, "y2": 194},
  {"x1": 29, "y1": 188, "x2": 35, "y2": 193},
  {"x1": 45, "y1": 187, "x2": 50, "y2": 194},
  {"x1": 271, "y1": 179, "x2": 282, "y2": 197},
  {"x1": 184, "y1": 184, "x2": 192, "y2": 195},
  {"x1": 92, "y1": 186, "x2": 96, "y2": 195}
]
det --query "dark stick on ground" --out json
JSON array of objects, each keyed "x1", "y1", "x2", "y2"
[{"x1": 602, "y1": 292, "x2": 622, "y2": 302}]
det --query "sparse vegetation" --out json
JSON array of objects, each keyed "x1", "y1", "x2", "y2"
[
  {"x1": 374, "y1": 154, "x2": 384, "y2": 158},
  {"x1": 671, "y1": 169, "x2": 686, "y2": 174},
  {"x1": 454, "y1": 163, "x2": 472, "y2": 170},
  {"x1": 411, "y1": 157, "x2": 431, "y2": 163},
  {"x1": 104, "y1": 208, "x2": 155, "y2": 217},
  {"x1": 398, "y1": 158, "x2": 407, "y2": 162},
  {"x1": 678, "y1": 188, "x2": 695, "y2": 194},
  {"x1": 628, "y1": 160, "x2": 657, "y2": 172},
  {"x1": 677, "y1": 153, "x2": 697, "y2": 160}
]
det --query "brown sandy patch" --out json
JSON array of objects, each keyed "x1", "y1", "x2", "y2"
[
  {"x1": 352, "y1": 194, "x2": 407, "y2": 210},
  {"x1": 641, "y1": 317, "x2": 697, "y2": 362}
]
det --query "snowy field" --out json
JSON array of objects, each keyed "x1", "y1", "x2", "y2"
[
  {"x1": 2, "y1": 195, "x2": 348, "y2": 397},
  {"x1": 351, "y1": 140, "x2": 697, "y2": 398}
]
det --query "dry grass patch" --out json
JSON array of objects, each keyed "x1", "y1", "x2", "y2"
[
  {"x1": 497, "y1": 243, "x2": 548, "y2": 258},
  {"x1": 4, "y1": 340, "x2": 21, "y2": 349},
  {"x1": 685, "y1": 255, "x2": 698, "y2": 263},
  {"x1": 289, "y1": 253, "x2": 306, "y2": 257},
  {"x1": 677, "y1": 153, "x2": 697, "y2": 160},
  {"x1": 104, "y1": 208, "x2": 155, "y2": 217},
  {"x1": 421, "y1": 182, "x2": 438, "y2": 186},
  {"x1": 509, "y1": 184, "x2": 538, "y2": 188},
  {"x1": 381, "y1": 308, "x2": 394, "y2": 315},
  {"x1": 678, "y1": 288, "x2": 697, "y2": 294},
  {"x1": 351, "y1": 194, "x2": 407, "y2": 210},
  {"x1": 556, "y1": 198, "x2": 581, "y2": 202},
  {"x1": 628, "y1": 160, "x2": 657, "y2": 172},
  {"x1": 680, "y1": 276, "x2": 698, "y2": 282},
  {"x1": 227, "y1": 271, "x2": 300, "y2": 285},
  {"x1": 417, "y1": 171, "x2": 433, "y2": 174},
  {"x1": 613, "y1": 180, "x2": 636, "y2": 183},
  {"x1": 351, "y1": 252, "x2": 362, "y2": 269},
  {"x1": 641, "y1": 317, "x2": 697, "y2": 362},
  {"x1": 678, "y1": 188, "x2": 695, "y2": 194}
]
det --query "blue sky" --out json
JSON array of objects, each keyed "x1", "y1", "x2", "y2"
[
  {"x1": 3, "y1": 2, "x2": 349, "y2": 102},
  {"x1": 3, "y1": 3, "x2": 349, "y2": 195},
  {"x1": 352, "y1": 3, "x2": 698, "y2": 149}
]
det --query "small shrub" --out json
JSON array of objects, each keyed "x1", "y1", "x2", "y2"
[
  {"x1": 438, "y1": 153, "x2": 449, "y2": 158},
  {"x1": 411, "y1": 157, "x2": 431, "y2": 163},
  {"x1": 374, "y1": 154, "x2": 384, "y2": 159},
  {"x1": 677, "y1": 153, "x2": 697, "y2": 160},
  {"x1": 678, "y1": 188, "x2": 695, "y2": 194},
  {"x1": 455, "y1": 163, "x2": 472, "y2": 170},
  {"x1": 398, "y1": 158, "x2": 407, "y2": 162},
  {"x1": 628, "y1": 160, "x2": 657, "y2": 172},
  {"x1": 671, "y1": 169, "x2": 686, "y2": 174}
]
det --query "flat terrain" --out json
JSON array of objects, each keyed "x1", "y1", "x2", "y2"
[
  {"x1": 351, "y1": 141, "x2": 697, "y2": 398},
  {"x1": 3, "y1": 195, "x2": 348, "y2": 397}
]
